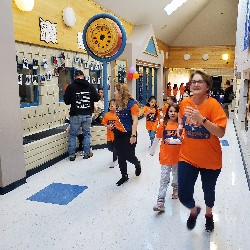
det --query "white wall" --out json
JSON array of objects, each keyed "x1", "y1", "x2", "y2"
[{"x1": 234, "y1": 0, "x2": 250, "y2": 178}]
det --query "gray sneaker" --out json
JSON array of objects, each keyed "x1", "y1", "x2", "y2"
[{"x1": 83, "y1": 152, "x2": 93, "y2": 159}]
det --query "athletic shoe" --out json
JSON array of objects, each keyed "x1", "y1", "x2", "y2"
[
  {"x1": 69, "y1": 155, "x2": 76, "y2": 161},
  {"x1": 83, "y1": 152, "x2": 93, "y2": 159},
  {"x1": 205, "y1": 214, "x2": 214, "y2": 232},
  {"x1": 135, "y1": 161, "x2": 141, "y2": 176},
  {"x1": 187, "y1": 206, "x2": 201, "y2": 230},
  {"x1": 116, "y1": 175, "x2": 129, "y2": 186},
  {"x1": 153, "y1": 202, "x2": 165, "y2": 212},
  {"x1": 110, "y1": 160, "x2": 118, "y2": 168}
]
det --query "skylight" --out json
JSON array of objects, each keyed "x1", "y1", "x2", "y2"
[{"x1": 164, "y1": 0, "x2": 188, "y2": 15}]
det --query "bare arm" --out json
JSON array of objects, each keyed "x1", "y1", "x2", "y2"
[{"x1": 130, "y1": 115, "x2": 138, "y2": 144}]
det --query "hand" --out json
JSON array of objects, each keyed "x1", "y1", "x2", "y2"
[
  {"x1": 177, "y1": 124, "x2": 183, "y2": 140},
  {"x1": 107, "y1": 125, "x2": 113, "y2": 130},
  {"x1": 130, "y1": 136, "x2": 136, "y2": 144},
  {"x1": 184, "y1": 106, "x2": 203, "y2": 123},
  {"x1": 164, "y1": 138, "x2": 170, "y2": 144}
]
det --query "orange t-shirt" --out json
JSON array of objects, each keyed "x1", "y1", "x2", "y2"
[
  {"x1": 179, "y1": 86, "x2": 185, "y2": 95},
  {"x1": 156, "y1": 122, "x2": 181, "y2": 165},
  {"x1": 167, "y1": 87, "x2": 172, "y2": 96},
  {"x1": 162, "y1": 103, "x2": 169, "y2": 117},
  {"x1": 179, "y1": 96, "x2": 227, "y2": 170},
  {"x1": 173, "y1": 88, "x2": 178, "y2": 96},
  {"x1": 102, "y1": 112, "x2": 118, "y2": 141},
  {"x1": 144, "y1": 106, "x2": 161, "y2": 131}
]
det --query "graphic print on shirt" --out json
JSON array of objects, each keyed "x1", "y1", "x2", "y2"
[
  {"x1": 183, "y1": 116, "x2": 210, "y2": 139},
  {"x1": 163, "y1": 129, "x2": 178, "y2": 144},
  {"x1": 146, "y1": 113, "x2": 156, "y2": 122},
  {"x1": 107, "y1": 119, "x2": 116, "y2": 130},
  {"x1": 75, "y1": 91, "x2": 90, "y2": 109}
]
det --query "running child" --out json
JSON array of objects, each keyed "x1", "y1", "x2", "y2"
[
  {"x1": 150, "y1": 103, "x2": 182, "y2": 212},
  {"x1": 102, "y1": 99, "x2": 118, "y2": 168},
  {"x1": 143, "y1": 96, "x2": 161, "y2": 147}
]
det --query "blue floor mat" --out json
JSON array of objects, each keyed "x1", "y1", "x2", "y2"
[{"x1": 27, "y1": 182, "x2": 88, "y2": 205}]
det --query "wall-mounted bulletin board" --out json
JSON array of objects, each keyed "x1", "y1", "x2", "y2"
[
  {"x1": 12, "y1": 0, "x2": 134, "y2": 53},
  {"x1": 115, "y1": 59, "x2": 127, "y2": 85}
]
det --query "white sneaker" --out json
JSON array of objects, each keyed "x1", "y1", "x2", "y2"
[{"x1": 110, "y1": 160, "x2": 118, "y2": 168}]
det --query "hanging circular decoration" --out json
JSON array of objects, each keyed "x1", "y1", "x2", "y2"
[
  {"x1": 202, "y1": 54, "x2": 209, "y2": 61},
  {"x1": 62, "y1": 7, "x2": 76, "y2": 27},
  {"x1": 184, "y1": 54, "x2": 190, "y2": 60},
  {"x1": 83, "y1": 13, "x2": 126, "y2": 62}
]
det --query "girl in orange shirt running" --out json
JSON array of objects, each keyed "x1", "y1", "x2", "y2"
[
  {"x1": 144, "y1": 96, "x2": 161, "y2": 147},
  {"x1": 102, "y1": 99, "x2": 118, "y2": 168},
  {"x1": 150, "y1": 103, "x2": 182, "y2": 212}
]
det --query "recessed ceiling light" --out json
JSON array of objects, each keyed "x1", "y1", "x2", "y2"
[{"x1": 164, "y1": 0, "x2": 188, "y2": 15}]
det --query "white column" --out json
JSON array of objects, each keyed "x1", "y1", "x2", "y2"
[{"x1": 0, "y1": 1, "x2": 26, "y2": 192}]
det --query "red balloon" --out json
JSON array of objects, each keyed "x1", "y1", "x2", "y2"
[{"x1": 128, "y1": 73, "x2": 133, "y2": 80}]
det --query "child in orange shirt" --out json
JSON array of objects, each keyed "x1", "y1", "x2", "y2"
[
  {"x1": 162, "y1": 96, "x2": 177, "y2": 117},
  {"x1": 102, "y1": 99, "x2": 118, "y2": 168},
  {"x1": 150, "y1": 103, "x2": 181, "y2": 212},
  {"x1": 179, "y1": 83, "x2": 185, "y2": 100},
  {"x1": 144, "y1": 96, "x2": 161, "y2": 147}
]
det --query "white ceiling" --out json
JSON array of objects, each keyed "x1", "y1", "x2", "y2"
[{"x1": 93, "y1": 0, "x2": 239, "y2": 46}]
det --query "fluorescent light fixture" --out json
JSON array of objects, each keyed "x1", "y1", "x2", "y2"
[
  {"x1": 164, "y1": 0, "x2": 187, "y2": 15},
  {"x1": 222, "y1": 54, "x2": 229, "y2": 60}
]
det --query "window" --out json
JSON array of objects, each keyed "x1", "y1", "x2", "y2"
[
  {"x1": 18, "y1": 67, "x2": 39, "y2": 108},
  {"x1": 58, "y1": 67, "x2": 74, "y2": 101}
]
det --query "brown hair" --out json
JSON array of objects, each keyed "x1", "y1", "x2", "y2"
[
  {"x1": 163, "y1": 103, "x2": 179, "y2": 126},
  {"x1": 115, "y1": 83, "x2": 133, "y2": 109},
  {"x1": 190, "y1": 70, "x2": 213, "y2": 93}
]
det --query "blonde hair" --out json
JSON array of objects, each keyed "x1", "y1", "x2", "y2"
[{"x1": 116, "y1": 83, "x2": 133, "y2": 110}]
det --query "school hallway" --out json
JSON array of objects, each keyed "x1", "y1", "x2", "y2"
[{"x1": 0, "y1": 117, "x2": 249, "y2": 250}]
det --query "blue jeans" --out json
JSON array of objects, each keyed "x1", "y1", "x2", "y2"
[
  {"x1": 68, "y1": 115, "x2": 92, "y2": 156},
  {"x1": 148, "y1": 130, "x2": 156, "y2": 146},
  {"x1": 178, "y1": 161, "x2": 221, "y2": 208}
]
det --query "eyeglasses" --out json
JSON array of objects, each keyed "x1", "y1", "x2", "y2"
[{"x1": 190, "y1": 80, "x2": 205, "y2": 85}]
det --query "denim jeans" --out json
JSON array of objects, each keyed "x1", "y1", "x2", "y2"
[
  {"x1": 148, "y1": 130, "x2": 156, "y2": 146},
  {"x1": 68, "y1": 115, "x2": 92, "y2": 156}
]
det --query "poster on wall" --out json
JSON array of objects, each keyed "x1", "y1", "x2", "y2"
[
  {"x1": 244, "y1": 0, "x2": 250, "y2": 50},
  {"x1": 39, "y1": 17, "x2": 58, "y2": 44}
]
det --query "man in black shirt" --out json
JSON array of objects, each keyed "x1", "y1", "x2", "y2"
[
  {"x1": 64, "y1": 70, "x2": 100, "y2": 161},
  {"x1": 222, "y1": 80, "x2": 233, "y2": 117}
]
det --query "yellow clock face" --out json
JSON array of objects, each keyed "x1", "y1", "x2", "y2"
[{"x1": 86, "y1": 18, "x2": 119, "y2": 57}]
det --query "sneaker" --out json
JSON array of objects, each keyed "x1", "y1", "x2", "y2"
[
  {"x1": 135, "y1": 161, "x2": 141, "y2": 176},
  {"x1": 153, "y1": 202, "x2": 165, "y2": 212},
  {"x1": 172, "y1": 188, "x2": 178, "y2": 199},
  {"x1": 69, "y1": 155, "x2": 76, "y2": 161},
  {"x1": 110, "y1": 160, "x2": 118, "y2": 168},
  {"x1": 83, "y1": 152, "x2": 93, "y2": 159},
  {"x1": 116, "y1": 175, "x2": 129, "y2": 186},
  {"x1": 205, "y1": 214, "x2": 214, "y2": 232},
  {"x1": 187, "y1": 206, "x2": 201, "y2": 230}
]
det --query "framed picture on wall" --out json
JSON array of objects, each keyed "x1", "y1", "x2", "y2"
[{"x1": 115, "y1": 59, "x2": 127, "y2": 85}]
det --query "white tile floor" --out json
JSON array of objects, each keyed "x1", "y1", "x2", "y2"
[{"x1": 0, "y1": 118, "x2": 250, "y2": 250}]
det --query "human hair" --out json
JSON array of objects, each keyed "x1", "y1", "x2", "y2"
[
  {"x1": 168, "y1": 96, "x2": 177, "y2": 103},
  {"x1": 98, "y1": 87, "x2": 104, "y2": 92},
  {"x1": 146, "y1": 96, "x2": 159, "y2": 118},
  {"x1": 115, "y1": 83, "x2": 133, "y2": 109},
  {"x1": 109, "y1": 98, "x2": 116, "y2": 106},
  {"x1": 163, "y1": 103, "x2": 179, "y2": 126},
  {"x1": 74, "y1": 70, "x2": 84, "y2": 77},
  {"x1": 226, "y1": 80, "x2": 231, "y2": 85},
  {"x1": 190, "y1": 70, "x2": 213, "y2": 94}
]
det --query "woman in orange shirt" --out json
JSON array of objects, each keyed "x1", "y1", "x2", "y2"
[
  {"x1": 177, "y1": 70, "x2": 227, "y2": 232},
  {"x1": 173, "y1": 84, "x2": 178, "y2": 97},
  {"x1": 143, "y1": 96, "x2": 161, "y2": 147},
  {"x1": 179, "y1": 83, "x2": 185, "y2": 100},
  {"x1": 150, "y1": 103, "x2": 181, "y2": 212},
  {"x1": 102, "y1": 99, "x2": 118, "y2": 168}
]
